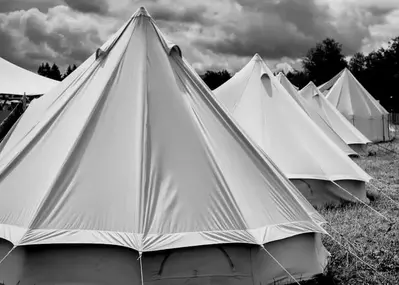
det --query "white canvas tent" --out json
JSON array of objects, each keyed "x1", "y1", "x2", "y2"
[
  {"x1": 0, "y1": 7, "x2": 329, "y2": 285},
  {"x1": 214, "y1": 54, "x2": 372, "y2": 207},
  {"x1": 0, "y1": 57, "x2": 58, "y2": 96},
  {"x1": 0, "y1": 56, "x2": 58, "y2": 129},
  {"x1": 319, "y1": 68, "x2": 390, "y2": 142},
  {"x1": 300, "y1": 82, "x2": 371, "y2": 154},
  {"x1": 276, "y1": 72, "x2": 357, "y2": 157}
]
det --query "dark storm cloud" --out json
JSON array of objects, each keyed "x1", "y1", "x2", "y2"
[
  {"x1": 196, "y1": 0, "x2": 390, "y2": 59},
  {"x1": 24, "y1": 11, "x2": 101, "y2": 61},
  {"x1": 0, "y1": 7, "x2": 103, "y2": 72},
  {"x1": 366, "y1": 5, "x2": 397, "y2": 17},
  {"x1": 0, "y1": 24, "x2": 25, "y2": 66},
  {"x1": 150, "y1": 5, "x2": 209, "y2": 25},
  {"x1": 0, "y1": 0, "x2": 397, "y2": 74},
  {"x1": 0, "y1": 10, "x2": 36, "y2": 70},
  {"x1": 63, "y1": 0, "x2": 109, "y2": 15},
  {"x1": 0, "y1": 0, "x2": 63, "y2": 13}
]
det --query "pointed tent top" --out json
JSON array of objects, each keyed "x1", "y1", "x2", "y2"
[
  {"x1": 276, "y1": 72, "x2": 300, "y2": 91},
  {"x1": 248, "y1": 54, "x2": 271, "y2": 78},
  {"x1": 276, "y1": 72, "x2": 292, "y2": 87},
  {"x1": 318, "y1": 68, "x2": 346, "y2": 92},
  {"x1": 324, "y1": 67, "x2": 390, "y2": 142},
  {"x1": 307, "y1": 81, "x2": 317, "y2": 88},
  {"x1": 325, "y1": 67, "x2": 389, "y2": 115},
  {"x1": 95, "y1": 6, "x2": 181, "y2": 59},
  {"x1": 252, "y1": 53, "x2": 262, "y2": 61},
  {"x1": 301, "y1": 81, "x2": 322, "y2": 100},
  {"x1": 275, "y1": 72, "x2": 284, "y2": 82},
  {"x1": 276, "y1": 72, "x2": 361, "y2": 155},
  {"x1": 134, "y1": 6, "x2": 151, "y2": 17},
  {"x1": 299, "y1": 80, "x2": 372, "y2": 146},
  {"x1": 339, "y1": 68, "x2": 351, "y2": 79}
]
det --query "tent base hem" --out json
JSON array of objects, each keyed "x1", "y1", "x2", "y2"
[
  {"x1": 292, "y1": 179, "x2": 368, "y2": 207},
  {"x1": 0, "y1": 233, "x2": 329, "y2": 285},
  {"x1": 349, "y1": 144, "x2": 368, "y2": 156}
]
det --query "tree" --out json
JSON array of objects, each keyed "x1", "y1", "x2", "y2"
[
  {"x1": 37, "y1": 62, "x2": 51, "y2": 77},
  {"x1": 62, "y1": 64, "x2": 78, "y2": 80},
  {"x1": 348, "y1": 52, "x2": 367, "y2": 77},
  {"x1": 362, "y1": 39, "x2": 399, "y2": 112},
  {"x1": 201, "y1": 70, "x2": 232, "y2": 90},
  {"x1": 302, "y1": 38, "x2": 348, "y2": 86},
  {"x1": 37, "y1": 62, "x2": 62, "y2": 81},
  {"x1": 286, "y1": 70, "x2": 309, "y2": 89},
  {"x1": 49, "y1": 63, "x2": 62, "y2": 81}
]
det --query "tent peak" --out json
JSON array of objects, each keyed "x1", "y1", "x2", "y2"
[
  {"x1": 302, "y1": 81, "x2": 320, "y2": 98},
  {"x1": 129, "y1": 7, "x2": 182, "y2": 58},
  {"x1": 340, "y1": 68, "x2": 350, "y2": 76},
  {"x1": 308, "y1": 81, "x2": 317, "y2": 88},
  {"x1": 133, "y1": 6, "x2": 151, "y2": 18},
  {"x1": 252, "y1": 53, "x2": 262, "y2": 61}
]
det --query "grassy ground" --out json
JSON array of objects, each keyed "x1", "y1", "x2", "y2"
[{"x1": 303, "y1": 138, "x2": 399, "y2": 284}]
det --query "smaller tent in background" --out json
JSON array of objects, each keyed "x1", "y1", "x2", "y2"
[
  {"x1": 276, "y1": 72, "x2": 357, "y2": 157},
  {"x1": 0, "y1": 57, "x2": 59, "y2": 136},
  {"x1": 319, "y1": 68, "x2": 390, "y2": 142},
  {"x1": 215, "y1": 55, "x2": 372, "y2": 207},
  {"x1": 318, "y1": 70, "x2": 342, "y2": 95},
  {"x1": 300, "y1": 82, "x2": 371, "y2": 154},
  {"x1": 0, "y1": 57, "x2": 58, "y2": 97}
]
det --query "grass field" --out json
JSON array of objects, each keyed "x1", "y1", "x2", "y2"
[{"x1": 303, "y1": 138, "x2": 399, "y2": 285}]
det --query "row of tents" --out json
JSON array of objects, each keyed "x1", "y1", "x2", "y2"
[{"x1": 0, "y1": 7, "x2": 395, "y2": 284}]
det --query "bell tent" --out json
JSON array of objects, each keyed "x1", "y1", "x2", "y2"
[
  {"x1": 276, "y1": 72, "x2": 357, "y2": 157},
  {"x1": 214, "y1": 54, "x2": 372, "y2": 207},
  {"x1": 319, "y1": 68, "x2": 390, "y2": 142},
  {"x1": 0, "y1": 57, "x2": 59, "y2": 133},
  {"x1": 0, "y1": 57, "x2": 58, "y2": 97},
  {"x1": 0, "y1": 7, "x2": 329, "y2": 285},
  {"x1": 300, "y1": 82, "x2": 371, "y2": 154}
]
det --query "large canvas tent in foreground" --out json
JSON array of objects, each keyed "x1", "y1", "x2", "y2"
[
  {"x1": 214, "y1": 55, "x2": 372, "y2": 207},
  {"x1": 300, "y1": 82, "x2": 371, "y2": 154},
  {"x1": 0, "y1": 7, "x2": 329, "y2": 284},
  {"x1": 276, "y1": 72, "x2": 357, "y2": 157},
  {"x1": 319, "y1": 68, "x2": 390, "y2": 142}
]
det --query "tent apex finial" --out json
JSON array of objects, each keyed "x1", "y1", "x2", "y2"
[{"x1": 134, "y1": 6, "x2": 150, "y2": 17}]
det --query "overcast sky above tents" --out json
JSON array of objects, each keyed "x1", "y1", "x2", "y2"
[{"x1": 0, "y1": 0, "x2": 398, "y2": 74}]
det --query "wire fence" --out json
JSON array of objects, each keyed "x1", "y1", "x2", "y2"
[
  {"x1": 390, "y1": 113, "x2": 399, "y2": 125},
  {"x1": 389, "y1": 113, "x2": 399, "y2": 139}
]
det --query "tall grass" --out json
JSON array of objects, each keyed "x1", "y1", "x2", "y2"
[{"x1": 304, "y1": 139, "x2": 399, "y2": 284}]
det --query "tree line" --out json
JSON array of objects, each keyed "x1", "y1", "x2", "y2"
[
  {"x1": 36, "y1": 36, "x2": 399, "y2": 112},
  {"x1": 37, "y1": 63, "x2": 77, "y2": 81},
  {"x1": 287, "y1": 37, "x2": 399, "y2": 112}
]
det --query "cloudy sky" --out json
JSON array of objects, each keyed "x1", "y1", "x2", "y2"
[{"x1": 0, "y1": 0, "x2": 398, "y2": 74}]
